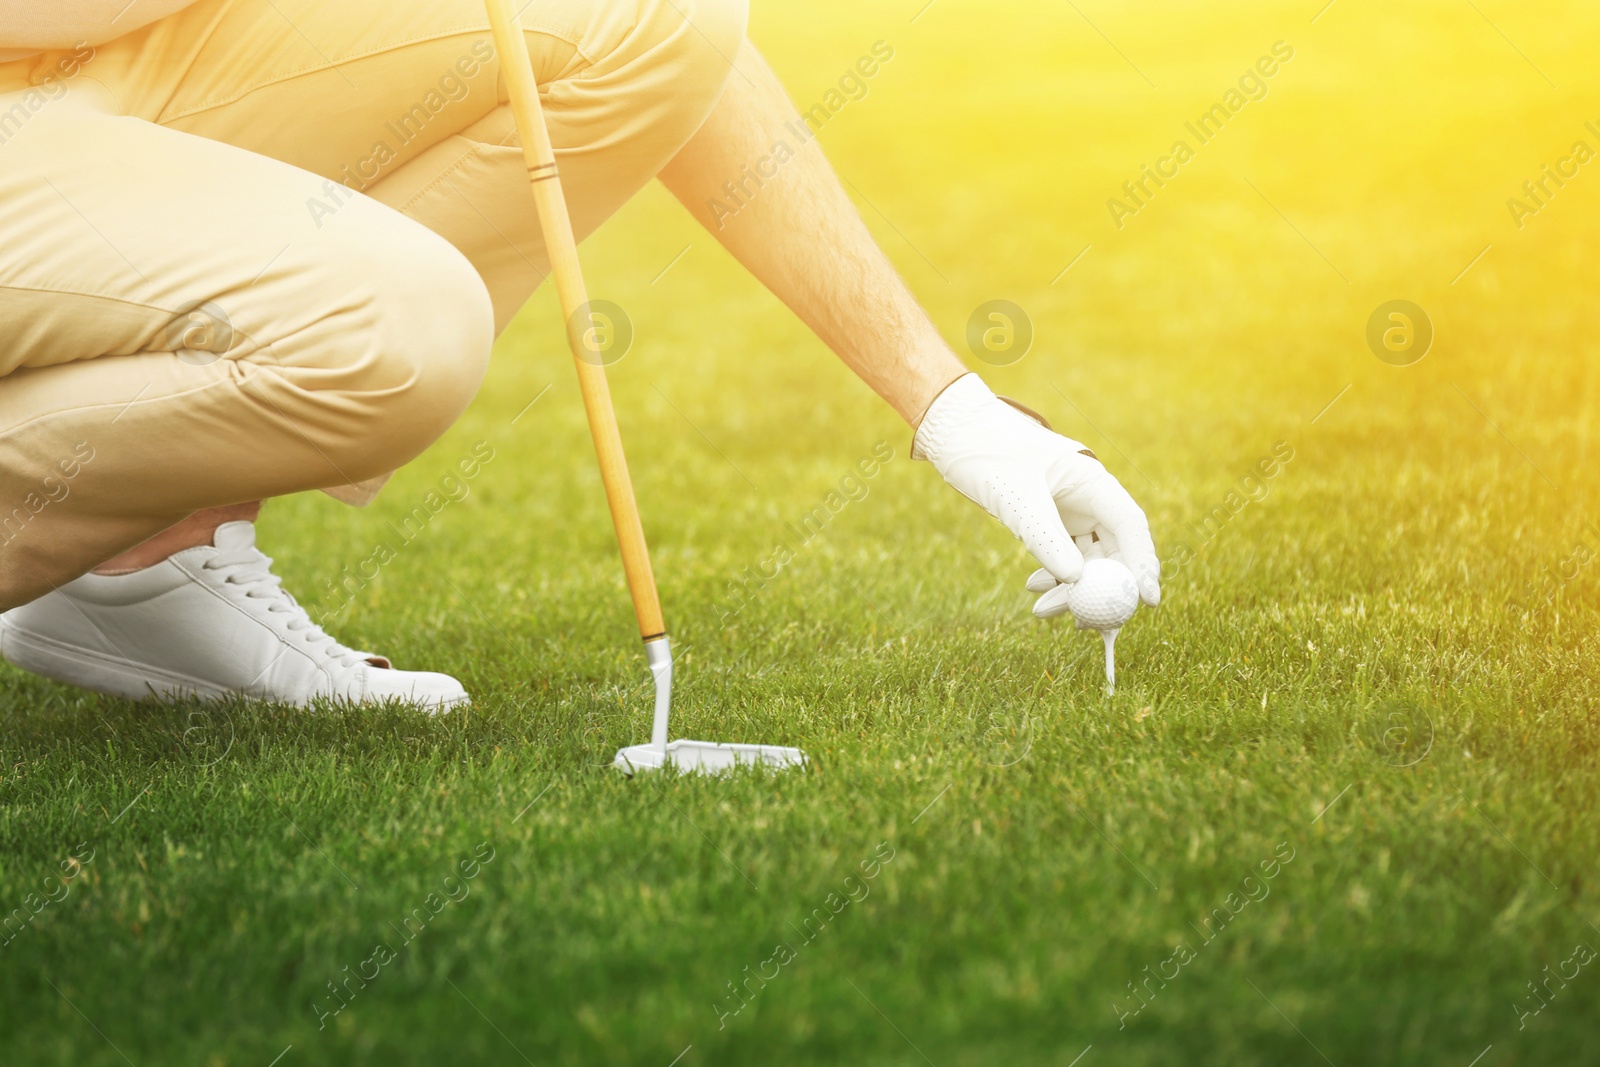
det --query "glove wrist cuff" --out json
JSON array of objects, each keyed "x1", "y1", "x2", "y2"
[
  {"x1": 911, "y1": 374, "x2": 1058, "y2": 464},
  {"x1": 911, "y1": 373, "x2": 993, "y2": 463}
]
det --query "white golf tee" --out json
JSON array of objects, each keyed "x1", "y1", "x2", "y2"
[{"x1": 1102, "y1": 628, "x2": 1118, "y2": 694}]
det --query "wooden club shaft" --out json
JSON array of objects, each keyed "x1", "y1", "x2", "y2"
[{"x1": 484, "y1": 0, "x2": 665, "y2": 640}]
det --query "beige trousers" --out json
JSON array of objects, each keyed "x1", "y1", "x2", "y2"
[{"x1": 0, "y1": 0, "x2": 746, "y2": 610}]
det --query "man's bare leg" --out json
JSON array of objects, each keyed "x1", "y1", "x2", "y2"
[
  {"x1": 93, "y1": 503, "x2": 261, "y2": 575},
  {"x1": 658, "y1": 42, "x2": 966, "y2": 427}
]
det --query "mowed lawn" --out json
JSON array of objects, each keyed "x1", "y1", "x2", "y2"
[{"x1": 5, "y1": 2, "x2": 1600, "y2": 1064}]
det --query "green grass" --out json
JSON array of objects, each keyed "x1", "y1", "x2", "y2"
[{"x1": 6, "y1": 1, "x2": 1600, "y2": 1064}]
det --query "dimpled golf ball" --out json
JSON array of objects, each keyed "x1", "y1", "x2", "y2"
[{"x1": 1066, "y1": 557, "x2": 1140, "y2": 631}]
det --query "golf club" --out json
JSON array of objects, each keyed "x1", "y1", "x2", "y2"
[{"x1": 484, "y1": 0, "x2": 806, "y2": 775}]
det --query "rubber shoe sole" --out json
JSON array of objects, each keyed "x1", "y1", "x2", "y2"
[
  {"x1": 0, "y1": 616, "x2": 233, "y2": 702},
  {"x1": 0, "y1": 615, "x2": 471, "y2": 710}
]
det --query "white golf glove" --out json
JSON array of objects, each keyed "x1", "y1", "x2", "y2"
[{"x1": 912, "y1": 373, "x2": 1160, "y2": 619}]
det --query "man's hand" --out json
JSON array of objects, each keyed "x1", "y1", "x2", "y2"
[
  {"x1": 913, "y1": 374, "x2": 1160, "y2": 617},
  {"x1": 659, "y1": 46, "x2": 1160, "y2": 606}
]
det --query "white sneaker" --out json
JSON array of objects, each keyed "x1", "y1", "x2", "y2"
[{"x1": 0, "y1": 522, "x2": 468, "y2": 711}]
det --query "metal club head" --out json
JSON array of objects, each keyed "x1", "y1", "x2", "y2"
[
  {"x1": 613, "y1": 739, "x2": 809, "y2": 776},
  {"x1": 611, "y1": 637, "x2": 808, "y2": 777}
]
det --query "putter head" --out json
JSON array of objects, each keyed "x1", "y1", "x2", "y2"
[
  {"x1": 613, "y1": 740, "x2": 808, "y2": 776},
  {"x1": 617, "y1": 636, "x2": 806, "y2": 775}
]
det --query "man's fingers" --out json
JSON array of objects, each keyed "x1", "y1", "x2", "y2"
[
  {"x1": 1032, "y1": 584, "x2": 1074, "y2": 619},
  {"x1": 1129, "y1": 555, "x2": 1160, "y2": 605},
  {"x1": 1025, "y1": 567, "x2": 1058, "y2": 594},
  {"x1": 1117, "y1": 538, "x2": 1161, "y2": 607},
  {"x1": 1094, "y1": 493, "x2": 1160, "y2": 606},
  {"x1": 1058, "y1": 468, "x2": 1161, "y2": 607},
  {"x1": 995, "y1": 479, "x2": 1084, "y2": 584}
]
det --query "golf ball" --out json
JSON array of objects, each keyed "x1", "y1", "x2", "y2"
[{"x1": 1066, "y1": 558, "x2": 1140, "y2": 631}]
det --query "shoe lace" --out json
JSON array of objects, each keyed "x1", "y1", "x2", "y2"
[{"x1": 202, "y1": 547, "x2": 368, "y2": 669}]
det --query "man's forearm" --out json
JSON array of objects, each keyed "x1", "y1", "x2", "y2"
[
  {"x1": 0, "y1": 0, "x2": 198, "y2": 52},
  {"x1": 658, "y1": 41, "x2": 966, "y2": 426}
]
